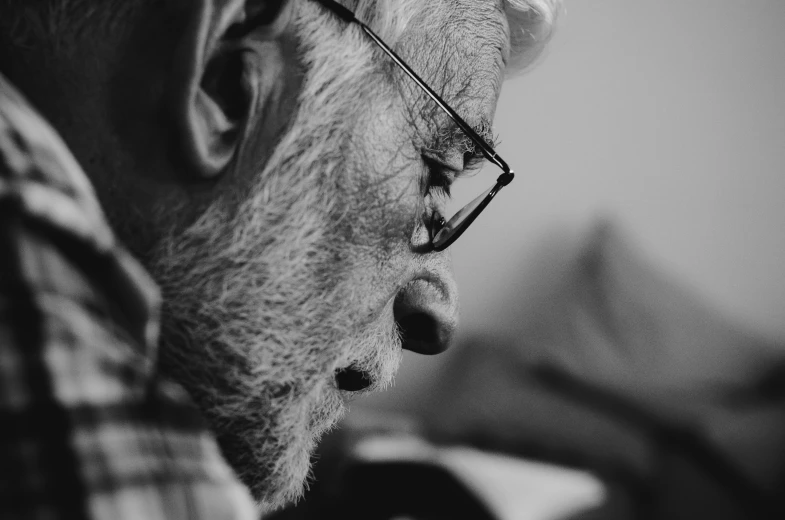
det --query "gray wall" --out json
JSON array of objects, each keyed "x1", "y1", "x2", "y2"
[
  {"x1": 363, "y1": 0, "x2": 785, "y2": 409},
  {"x1": 463, "y1": 0, "x2": 785, "y2": 336}
]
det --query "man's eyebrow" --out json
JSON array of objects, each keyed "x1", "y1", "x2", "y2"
[
  {"x1": 425, "y1": 116, "x2": 498, "y2": 156},
  {"x1": 471, "y1": 117, "x2": 498, "y2": 149}
]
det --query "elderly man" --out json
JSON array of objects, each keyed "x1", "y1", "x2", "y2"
[{"x1": 0, "y1": 0, "x2": 559, "y2": 517}]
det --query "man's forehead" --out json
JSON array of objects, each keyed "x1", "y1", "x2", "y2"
[
  {"x1": 399, "y1": 0, "x2": 510, "y2": 64},
  {"x1": 450, "y1": 0, "x2": 510, "y2": 57},
  {"x1": 447, "y1": 0, "x2": 510, "y2": 91},
  {"x1": 394, "y1": 0, "x2": 509, "y2": 122}
]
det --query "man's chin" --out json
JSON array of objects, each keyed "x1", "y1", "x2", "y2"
[
  {"x1": 253, "y1": 433, "x2": 318, "y2": 511},
  {"x1": 214, "y1": 386, "x2": 348, "y2": 511}
]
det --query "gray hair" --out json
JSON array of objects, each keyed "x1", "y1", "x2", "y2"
[{"x1": 347, "y1": 0, "x2": 562, "y2": 74}]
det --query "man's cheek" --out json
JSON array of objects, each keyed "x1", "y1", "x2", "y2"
[
  {"x1": 343, "y1": 98, "x2": 426, "y2": 250},
  {"x1": 357, "y1": 170, "x2": 422, "y2": 251}
]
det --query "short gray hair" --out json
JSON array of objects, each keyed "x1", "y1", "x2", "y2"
[{"x1": 348, "y1": 0, "x2": 562, "y2": 75}]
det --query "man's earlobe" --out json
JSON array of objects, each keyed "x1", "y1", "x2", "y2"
[{"x1": 173, "y1": 0, "x2": 293, "y2": 179}]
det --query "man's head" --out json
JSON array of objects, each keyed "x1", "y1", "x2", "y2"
[{"x1": 0, "y1": 0, "x2": 559, "y2": 510}]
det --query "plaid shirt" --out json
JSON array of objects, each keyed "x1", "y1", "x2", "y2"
[{"x1": 0, "y1": 74, "x2": 258, "y2": 519}]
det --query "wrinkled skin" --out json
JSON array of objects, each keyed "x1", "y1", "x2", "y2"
[{"x1": 0, "y1": 0, "x2": 510, "y2": 510}]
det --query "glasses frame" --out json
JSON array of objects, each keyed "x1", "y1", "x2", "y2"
[{"x1": 313, "y1": 0, "x2": 515, "y2": 251}]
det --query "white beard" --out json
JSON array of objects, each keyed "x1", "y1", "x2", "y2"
[{"x1": 147, "y1": 2, "x2": 406, "y2": 510}]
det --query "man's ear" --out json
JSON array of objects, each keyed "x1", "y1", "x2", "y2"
[{"x1": 173, "y1": 0, "x2": 294, "y2": 179}]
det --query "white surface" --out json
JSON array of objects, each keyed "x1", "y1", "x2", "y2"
[
  {"x1": 440, "y1": 447, "x2": 606, "y2": 520},
  {"x1": 354, "y1": 436, "x2": 607, "y2": 520}
]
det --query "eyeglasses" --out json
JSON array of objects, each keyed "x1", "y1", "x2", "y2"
[{"x1": 313, "y1": 0, "x2": 515, "y2": 252}]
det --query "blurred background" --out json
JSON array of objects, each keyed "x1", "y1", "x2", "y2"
[
  {"x1": 367, "y1": 0, "x2": 785, "y2": 409},
  {"x1": 283, "y1": 1, "x2": 785, "y2": 518}
]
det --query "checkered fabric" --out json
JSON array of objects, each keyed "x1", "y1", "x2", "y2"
[{"x1": 0, "y1": 73, "x2": 258, "y2": 519}]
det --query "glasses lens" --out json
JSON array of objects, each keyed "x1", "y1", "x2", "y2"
[{"x1": 432, "y1": 181, "x2": 501, "y2": 250}]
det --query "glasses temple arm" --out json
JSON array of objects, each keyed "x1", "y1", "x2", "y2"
[{"x1": 313, "y1": 0, "x2": 512, "y2": 176}]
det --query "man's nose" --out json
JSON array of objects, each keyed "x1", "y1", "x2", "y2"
[{"x1": 393, "y1": 277, "x2": 458, "y2": 355}]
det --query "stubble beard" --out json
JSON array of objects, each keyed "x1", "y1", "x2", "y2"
[
  {"x1": 144, "y1": 3, "x2": 415, "y2": 508},
  {"x1": 148, "y1": 82, "x2": 403, "y2": 514},
  {"x1": 150, "y1": 159, "x2": 403, "y2": 509}
]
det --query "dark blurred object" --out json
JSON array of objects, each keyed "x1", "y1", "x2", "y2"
[
  {"x1": 274, "y1": 220, "x2": 785, "y2": 519},
  {"x1": 269, "y1": 412, "x2": 607, "y2": 520},
  {"x1": 410, "y1": 221, "x2": 785, "y2": 519},
  {"x1": 530, "y1": 364, "x2": 784, "y2": 519}
]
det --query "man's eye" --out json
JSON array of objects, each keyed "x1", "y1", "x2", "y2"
[
  {"x1": 459, "y1": 132, "x2": 493, "y2": 172},
  {"x1": 463, "y1": 150, "x2": 486, "y2": 172},
  {"x1": 424, "y1": 163, "x2": 454, "y2": 199}
]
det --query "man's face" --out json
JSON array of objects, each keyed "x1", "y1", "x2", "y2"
[{"x1": 134, "y1": 0, "x2": 509, "y2": 510}]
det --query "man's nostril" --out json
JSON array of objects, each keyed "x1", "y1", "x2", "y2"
[
  {"x1": 397, "y1": 312, "x2": 449, "y2": 355},
  {"x1": 394, "y1": 277, "x2": 457, "y2": 355},
  {"x1": 335, "y1": 366, "x2": 372, "y2": 391}
]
